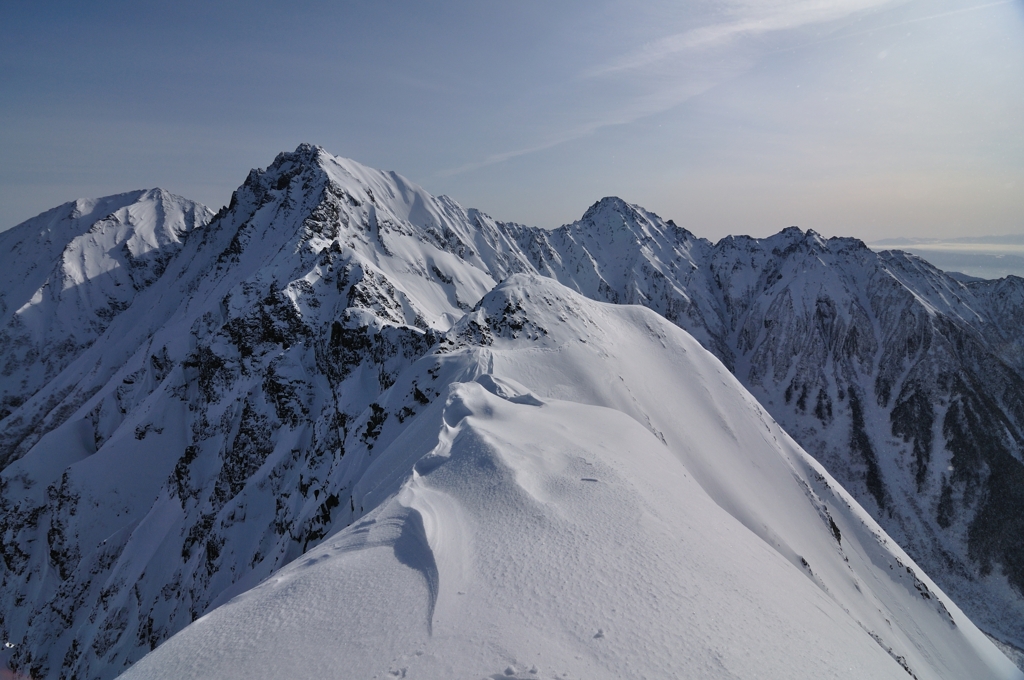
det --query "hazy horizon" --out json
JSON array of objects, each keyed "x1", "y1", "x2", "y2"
[{"x1": 867, "y1": 233, "x2": 1024, "y2": 279}]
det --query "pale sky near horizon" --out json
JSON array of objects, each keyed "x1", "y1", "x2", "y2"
[{"x1": 1, "y1": 0, "x2": 1021, "y2": 241}]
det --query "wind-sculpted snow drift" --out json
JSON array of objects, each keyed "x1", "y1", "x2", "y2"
[
  {"x1": 120, "y1": 277, "x2": 1018, "y2": 680},
  {"x1": 0, "y1": 144, "x2": 1022, "y2": 678}
]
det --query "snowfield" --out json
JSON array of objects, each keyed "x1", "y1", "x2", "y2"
[
  {"x1": 121, "y1": 277, "x2": 1018, "y2": 680},
  {"x1": 2, "y1": 145, "x2": 1024, "y2": 679}
]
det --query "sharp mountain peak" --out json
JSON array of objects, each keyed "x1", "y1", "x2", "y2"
[{"x1": 3, "y1": 146, "x2": 1024, "y2": 679}]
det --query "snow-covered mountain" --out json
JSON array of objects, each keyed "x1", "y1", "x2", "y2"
[
  {"x1": 0, "y1": 189, "x2": 213, "y2": 465},
  {"x1": 120, "y1": 276, "x2": 1016, "y2": 680},
  {"x1": 0, "y1": 147, "x2": 533, "y2": 679},
  {"x1": 1, "y1": 144, "x2": 1022, "y2": 678},
  {"x1": 508, "y1": 205, "x2": 1024, "y2": 653}
]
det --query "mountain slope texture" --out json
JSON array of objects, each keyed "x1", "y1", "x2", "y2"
[{"x1": 0, "y1": 145, "x2": 1022, "y2": 679}]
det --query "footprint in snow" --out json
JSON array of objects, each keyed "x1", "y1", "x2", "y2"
[{"x1": 485, "y1": 664, "x2": 539, "y2": 679}]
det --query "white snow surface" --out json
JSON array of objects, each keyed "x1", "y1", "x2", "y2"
[
  {"x1": 121, "y1": 276, "x2": 1018, "y2": 680},
  {"x1": 0, "y1": 188, "x2": 212, "y2": 435},
  {"x1": 3, "y1": 146, "x2": 1024, "y2": 678}
]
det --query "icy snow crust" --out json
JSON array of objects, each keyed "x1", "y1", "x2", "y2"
[
  {"x1": 122, "y1": 277, "x2": 1017, "y2": 680},
  {"x1": 1, "y1": 145, "x2": 1022, "y2": 678}
]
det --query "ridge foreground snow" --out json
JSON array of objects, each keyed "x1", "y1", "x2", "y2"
[
  {"x1": 121, "y1": 277, "x2": 1017, "y2": 680},
  {"x1": 2, "y1": 145, "x2": 1023, "y2": 678}
]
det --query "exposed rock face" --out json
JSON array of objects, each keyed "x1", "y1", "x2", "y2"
[
  {"x1": 511, "y1": 209, "x2": 1024, "y2": 648},
  {"x1": 118, "y1": 275, "x2": 1018, "y2": 680},
  {"x1": 1, "y1": 145, "x2": 1023, "y2": 678},
  {"x1": 0, "y1": 146, "x2": 524, "y2": 679}
]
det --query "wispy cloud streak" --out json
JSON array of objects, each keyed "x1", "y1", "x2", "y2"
[
  {"x1": 441, "y1": 1, "x2": 900, "y2": 177},
  {"x1": 776, "y1": 0, "x2": 1015, "y2": 53},
  {"x1": 587, "y1": 0, "x2": 900, "y2": 77},
  {"x1": 440, "y1": 0, "x2": 1010, "y2": 178},
  {"x1": 436, "y1": 81, "x2": 713, "y2": 177}
]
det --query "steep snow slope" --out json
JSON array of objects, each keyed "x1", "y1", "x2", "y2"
[
  {"x1": 0, "y1": 146, "x2": 530, "y2": 679},
  {"x1": 3, "y1": 145, "x2": 1024, "y2": 677},
  {"x1": 962, "y1": 274, "x2": 1024, "y2": 371},
  {"x1": 500, "y1": 198, "x2": 728, "y2": 361},
  {"x1": 0, "y1": 189, "x2": 213, "y2": 463},
  {"x1": 122, "y1": 276, "x2": 1019, "y2": 680},
  {"x1": 508, "y1": 204, "x2": 1024, "y2": 652}
]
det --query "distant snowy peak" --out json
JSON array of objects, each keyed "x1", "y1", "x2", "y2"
[
  {"x1": 5, "y1": 146, "x2": 1024, "y2": 679},
  {"x1": 0, "y1": 191, "x2": 156, "y2": 317},
  {"x1": 0, "y1": 187, "x2": 212, "y2": 326},
  {"x1": 578, "y1": 195, "x2": 670, "y2": 233},
  {"x1": 60, "y1": 188, "x2": 212, "y2": 289},
  {"x1": 0, "y1": 188, "x2": 211, "y2": 444},
  {"x1": 212, "y1": 144, "x2": 543, "y2": 334},
  {"x1": 244, "y1": 144, "x2": 497, "y2": 255}
]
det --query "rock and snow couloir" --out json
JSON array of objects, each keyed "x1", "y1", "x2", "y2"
[{"x1": 1, "y1": 144, "x2": 1023, "y2": 678}]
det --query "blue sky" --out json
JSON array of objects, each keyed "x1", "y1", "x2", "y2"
[{"x1": 1, "y1": 0, "x2": 1022, "y2": 241}]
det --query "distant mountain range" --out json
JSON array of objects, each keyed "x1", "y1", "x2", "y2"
[
  {"x1": 2, "y1": 145, "x2": 1023, "y2": 679},
  {"x1": 868, "y1": 234, "x2": 1024, "y2": 280},
  {"x1": 872, "y1": 235, "x2": 1024, "y2": 246}
]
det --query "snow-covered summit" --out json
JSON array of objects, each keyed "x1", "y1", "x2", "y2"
[
  {"x1": 0, "y1": 188, "x2": 207, "y2": 331},
  {"x1": 4, "y1": 146, "x2": 1024, "y2": 677},
  {"x1": 0, "y1": 188, "x2": 212, "y2": 461}
]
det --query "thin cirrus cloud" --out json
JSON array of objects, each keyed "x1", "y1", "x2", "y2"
[
  {"x1": 436, "y1": 82, "x2": 710, "y2": 178},
  {"x1": 767, "y1": 0, "x2": 1018, "y2": 54},
  {"x1": 586, "y1": 0, "x2": 901, "y2": 77},
  {"x1": 440, "y1": 0, "x2": 902, "y2": 178}
]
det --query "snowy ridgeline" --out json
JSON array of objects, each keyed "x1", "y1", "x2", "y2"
[
  {"x1": 0, "y1": 144, "x2": 1023, "y2": 679},
  {"x1": 120, "y1": 277, "x2": 1017, "y2": 680}
]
